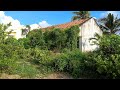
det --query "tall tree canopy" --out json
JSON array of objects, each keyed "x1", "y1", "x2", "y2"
[
  {"x1": 98, "y1": 13, "x2": 120, "y2": 34},
  {"x1": 72, "y1": 11, "x2": 90, "y2": 21}
]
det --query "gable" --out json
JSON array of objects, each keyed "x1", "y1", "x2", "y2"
[{"x1": 79, "y1": 18, "x2": 102, "y2": 37}]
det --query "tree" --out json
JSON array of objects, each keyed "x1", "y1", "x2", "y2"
[
  {"x1": 26, "y1": 29, "x2": 45, "y2": 49},
  {"x1": 72, "y1": 11, "x2": 90, "y2": 21},
  {"x1": 0, "y1": 22, "x2": 12, "y2": 43},
  {"x1": 65, "y1": 25, "x2": 80, "y2": 50},
  {"x1": 26, "y1": 25, "x2": 31, "y2": 31},
  {"x1": 21, "y1": 25, "x2": 31, "y2": 35},
  {"x1": 98, "y1": 13, "x2": 120, "y2": 34}
]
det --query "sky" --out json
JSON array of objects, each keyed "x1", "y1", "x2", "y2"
[{"x1": 0, "y1": 11, "x2": 120, "y2": 30}]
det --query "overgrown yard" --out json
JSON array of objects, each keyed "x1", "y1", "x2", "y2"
[{"x1": 1, "y1": 23, "x2": 120, "y2": 79}]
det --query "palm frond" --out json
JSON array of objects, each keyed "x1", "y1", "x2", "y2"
[
  {"x1": 71, "y1": 16, "x2": 80, "y2": 21},
  {"x1": 73, "y1": 11, "x2": 81, "y2": 15},
  {"x1": 72, "y1": 11, "x2": 90, "y2": 20},
  {"x1": 99, "y1": 24, "x2": 110, "y2": 31},
  {"x1": 112, "y1": 29, "x2": 120, "y2": 33}
]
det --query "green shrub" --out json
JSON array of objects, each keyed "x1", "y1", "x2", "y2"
[
  {"x1": 50, "y1": 49, "x2": 86, "y2": 78},
  {"x1": 26, "y1": 29, "x2": 45, "y2": 49},
  {"x1": 68, "y1": 50, "x2": 85, "y2": 78},
  {"x1": 18, "y1": 38, "x2": 30, "y2": 49},
  {"x1": 53, "y1": 53, "x2": 69, "y2": 71},
  {"x1": 85, "y1": 34, "x2": 120, "y2": 78},
  {"x1": 0, "y1": 58, "x2": 16, "y2": 74},
  {"x1": 91, "y1": 34, "x2": 120, "y2": 55},
  {"x1": 4, "y1": 37, "x2": 20, "y2": 46},
  {"x1": 11, "y1": 62, "x2": 40, "y2": 78},
  {"x1": 93, "y1": 54, "x2": 120, "y2": 79},
  {"x1": 82, "y1": 52, "x2": 101, "y2": 78}
]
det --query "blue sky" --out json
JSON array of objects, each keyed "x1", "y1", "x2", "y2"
[
  {"x1": 4, "y1": 11, "x2": 106, "y2": 25},
  {"x1": 0, "y1": 11, "x2": 120, "y2": 29}
]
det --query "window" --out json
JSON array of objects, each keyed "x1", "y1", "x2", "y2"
[
  {"x1": 78, "y1": 36, "x2": 82, "y2": 51},
  {"x1": 77, "y1": 37, "x2": 79, "y2": 48}
]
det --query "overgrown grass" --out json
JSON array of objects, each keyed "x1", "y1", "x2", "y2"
[{"x1": 2, "y1": 23, "x2": 120, "y2": 79}]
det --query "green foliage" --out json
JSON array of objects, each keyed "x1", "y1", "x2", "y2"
[
  {"x1": 91, "y1": 34, "x2": 120, "y2": 54},
  {"x1": 25, "y1": 25, "x2": 79, "y2": 52},
  {"x1": 4, "y1": 37, "x2": 20, "y2": 46},
  {"x1": 26, "y1": 29, "x2": 45, "y2": 49},
  {"x1": 43, "y1": 28, "x2": 67, "y2": 51},
  {"x1": 67, "y1": 50, "x2": 86, "y2": 77},
  {"x1": 47, "y1": 49, "x2": 86, "y2": 78},
  {"x1": 11, "y1": 62, "x2": 40, "y2": 78},
  {"x1": 83, "y1": 52, "x2": 120, "y2": 79},
  {"x1": 28, "y1": 48, "x2": 53, "y2": 64},
  {"x1": 0, "y1": 23, "x2": 11, "y2": 43},
  {"x1": 72, "y1": 11, "x2": 90, "y2": 21},
  {"x1": 18, "y1": 38, "x2": 30, "y2": 49},
  {"x1": 0, "y1": 58, "x2": 15, "y2": 73},
  {"x1": 53, "y1": 53, "x2": 69, "y2": 71},
  {"x1": 65, "y1": 25, "x2": 80, "y2": 50},
  {"x1": 98, "y1": 13, "x2": 120, "y2": 34},
  {"x1": 3, "y1": 22, "x2": 120, "y2": 79},
  {"x1": 85, "y1": 34, "x2": 120, "y2": 79}
]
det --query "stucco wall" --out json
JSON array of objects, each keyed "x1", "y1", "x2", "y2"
[
  {"x1": 14, "y1": 29, "x2": 23, "y2": 39},
  {"x1": 5, "y1": 28, "x2": 23, "y2": 40},
  {"x1": 79, "y1": 18, "x2": 102, "y2": 52}
]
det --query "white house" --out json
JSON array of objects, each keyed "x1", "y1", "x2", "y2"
[
  {"x1": 78, "y1": 17, "x2": 102, "y2": 52},
  {"x1": 6, "y1": 17, "x2": 102, "y2": 52},
  {"x1": 6, "y1": 24, "x2": 41, "y2": 39},
  {"x1": 43, "y1": 17, "x2": 102, "y2": 52},
  {"x1": 5, "y1": 26, "x2": 23, "y2": 40}
]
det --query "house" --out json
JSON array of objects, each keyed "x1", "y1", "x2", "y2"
[
  {"x1": 6, "y1": 24, "x2": 42, "y2": 39},
  {"x1": 5, "y1": 17, "x2": 102, "y2": 52},
  {"x1": 42, "y1": 17, "x2": 102, "y2": 52},
  {"x1": 5, "y1": 27, "x2": 23, "y2": 40}
]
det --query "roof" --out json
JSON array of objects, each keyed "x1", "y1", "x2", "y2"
[{"x1": 42, "y1": 17, "x2": 92, "y2": 30}]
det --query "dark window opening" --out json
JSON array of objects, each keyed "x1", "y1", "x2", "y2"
[{"x1": 77, "y1": 36, "x2": 79, "y2": 48}]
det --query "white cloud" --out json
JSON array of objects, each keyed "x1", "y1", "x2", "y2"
[
  {"x1": 0, "y1": 11, "x2": 23, "y2": 30},
  {"x1": 100, "y1": 11, "x2": 120, "y2": 18},
  {"x1": 30, "y1": 21, "x2": 51, "y2": 30},
  {"x1": 0, "y1": 11, "x2": 5, "y2": 18},
  {"x1": 0, "y1": 11, "x2": 51, "y2": 31},
  {"x1": 38, "y1": 21, "x2": 51, "y2": 28},
  {"x1": 30, "y1": 24, "x2": 41, "y2": 30}
]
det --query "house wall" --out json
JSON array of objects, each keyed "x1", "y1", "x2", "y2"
[
  {"x1": 14, "y1": 29, "x2": 23, "y2": 39},
  {"x1": 6, "y1": 29, "x2": 23, "y2": 40},
  {"x1": 79, "y1": 18, "x2": 102, "y2": 52}
]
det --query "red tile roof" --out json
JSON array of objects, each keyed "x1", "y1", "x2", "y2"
[{"x1": 42, "y1": 18, "x2": 92, "y2": 30}]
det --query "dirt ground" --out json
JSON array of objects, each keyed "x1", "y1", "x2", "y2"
[
  {"x1": 0, "y1": 73, "x2": 21, "y2": 79},
  {"x1": 0, "y1": 72, "x2": 73, "y2": 79},
  {"x1": 42, "y1": 72, "x2": 73, "y2": 79}
]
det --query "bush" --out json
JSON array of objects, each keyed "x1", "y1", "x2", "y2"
[
  {"x1": 65, "y1": 26, "x2": 80, "y2": 51},
  {"x1": 26, "y1": 29, "x2": 45, "y2": 49},
  {"x1": 67, "y1": 50, "x2": 86, "y2": 78},
  {"x1": 49, "y1": 49, "x2": 86, "y2": 78},
  {"x1": 93, "y1": 54, "x2": 120, "y2": 79},
  {"x1": 53, "y1": 53, "x2": 69, "y2": 71},
  {"x1": 27, "y1": 48, "x2": 53, "y2": 65},
  {"x1": 18, "y1": 38, "x2": 30, "y2": 49},
  {"x1": 85, "y1": 34, "x2": 120, "y2": 79},
  {"x1": 11, "y1": 62, "x2": 40, "y2": 78},
  {"x1": 4, "y1": 37, "x2": 20, "y2": 46},
  {"x1": 0, "y1": 58, "x2": 16, "y2": 74},
  {"x1": 91, "y1": 34, "x2": 120, "y2": 55}
]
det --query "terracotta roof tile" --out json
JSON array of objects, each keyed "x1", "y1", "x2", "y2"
[{"x1": 42, "y1": 18, "x2": 91, "y2": 31}]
